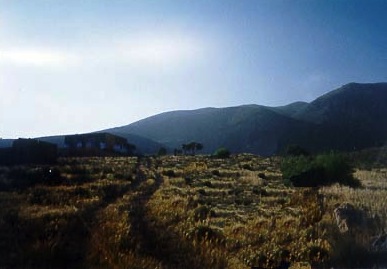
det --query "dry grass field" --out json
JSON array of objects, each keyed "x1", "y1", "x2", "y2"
[{"x1": 0, "y1": 153, "x2": 386, "y2": 268}]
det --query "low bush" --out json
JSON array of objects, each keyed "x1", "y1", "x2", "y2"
[
  {"x1": 213, "y1": 148, "x2": 230, "y2": 159},
  {"x1": 281, "y1": 152, "x2": 361, "y2": 188}
]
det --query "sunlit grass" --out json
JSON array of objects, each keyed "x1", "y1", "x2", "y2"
[{"x1": 0, "y1": 154, "x2": 386, "y2": 268}]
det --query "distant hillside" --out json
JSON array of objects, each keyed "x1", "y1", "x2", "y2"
[
  {"x1": 294, "y1": 82, "x2": 387, "y2": 123},
  {"x1": 268, "y1": 101, "x2": 309, "y2": 117},
  {"x1": 293, "y1": 82, "x2": 387, "y2": 151},
  {"x1": 3, "y1": 82, "x2": 386, "y2": 156},
  {"x1": 106, "y1": 105, "x2": 310, "y2": 155},
  {"x1": 37, "y1": 133, "x2": 162, "y2": 155},
  {"x1": 106, "y1": 82, "x2": 387, "y2": 156},
  {"x1": 0, "y1": 134, "x2": 162, "y2": 155}
]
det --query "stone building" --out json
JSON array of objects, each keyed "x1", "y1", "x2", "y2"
[{"x1": 63, "y1": 133, "x2": 135, "y2": 156}]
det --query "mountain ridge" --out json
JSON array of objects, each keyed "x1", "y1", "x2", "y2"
[
  {"x1": 2, "y1": 82, "x2": 386, "y2": 156},
  {"x1": 106, "y1": 82, "x2": 387, "y2": 155}
]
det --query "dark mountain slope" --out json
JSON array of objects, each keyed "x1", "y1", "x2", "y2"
[
  {"x1": 295, "y1": 82, "x2": 387, "y2": 124},
  {"x1": 3, "y1": 82, "x2": 385, "y2": 156},
  {"x1": 107, "y1": 105, "x2": 318, "y2": 156},
  {"x1": 107, "y1": 82, "x2": 387, "y2": 155},
  {"x1": 269, "y1": 101, "x2": 309, "y2": 118},
  {"x1": 294, "y1": 83, "x2": 387, "y2": 150}
]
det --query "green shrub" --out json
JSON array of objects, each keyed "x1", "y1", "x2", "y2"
[
  {"x1": 281, "y1": 155, "x2": 314, "y2": 180},
  {"x1": 315, "y1": 152, "x2": 360, "y2": 187},
  {"x1": 281, "y1": 152, "x2": 360, "y2": 187},
  {"x1": 213, "y1": 148, "x2": 230, "y2": 159}
]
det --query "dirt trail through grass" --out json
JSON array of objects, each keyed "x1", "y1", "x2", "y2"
[
  {"x1": 128, "y1": 157, "x2": 164, "y2": 256},
  {"x1": 84, "y1": 156, "x2": 173, "y2": 268}
]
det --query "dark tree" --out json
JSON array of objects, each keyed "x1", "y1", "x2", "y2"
[
  {"x1": 213, "y1": 147, "x2": 230, "y2": 159},
  {"x1": 181, "y1": 142, "x2": 203, "y2": 155},
  {"x1": 187, "y1": 142, "x2": 195, "y2": 155},
  {"x1": 195, "y1": 143, "x2": 203, "y2": 152},
  {"x1": 184, "y1": 142, "x2": 204, "y2": 155},
  {"x1": 182, "y1": 144, "x2": 188, "y2": 155}
]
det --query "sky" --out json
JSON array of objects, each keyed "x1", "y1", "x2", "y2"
[{"x1": 0, "y1": 0, "x2": 386, "y2": 138}]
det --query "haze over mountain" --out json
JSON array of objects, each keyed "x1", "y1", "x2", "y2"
[
  {"x1": 1, "y1": 1, "x2": 386, "y2": 139},
  {"x1": 105, "y1": 82, "x2": 387, "y2": 155},
  {"x1": 1, "y1": 82, "x2": 386, "y2": 156}
]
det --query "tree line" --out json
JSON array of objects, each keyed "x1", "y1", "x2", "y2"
[{"x1": 157, "y1": 142, "x2": 204, "y2": 156}]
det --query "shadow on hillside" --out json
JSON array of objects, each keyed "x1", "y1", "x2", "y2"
[{"x1": 0, "y1": 165, "x2": 133, "y2": 268}]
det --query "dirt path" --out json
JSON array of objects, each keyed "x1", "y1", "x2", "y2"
[{"x1": 128, "y1": 156, "x2": 164, "y2": 257}]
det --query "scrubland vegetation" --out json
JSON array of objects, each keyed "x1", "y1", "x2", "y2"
[{"x1": 0, "y1": 152, "x2": 386, "y2": 268}]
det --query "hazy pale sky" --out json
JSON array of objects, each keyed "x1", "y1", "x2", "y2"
[{"x1": 1, "y1": 0, "x2": 386, "y2": 138}]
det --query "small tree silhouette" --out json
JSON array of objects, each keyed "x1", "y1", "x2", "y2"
[
  {"x1": 195, "y1": 143, "x2": 203, "y2": 152},
  {"x1": 182, "y1": 142, "x2": 203, "y2": 155},
  {"x1": 182, "y1": 144, "x2": 188, "y2": 155}
]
